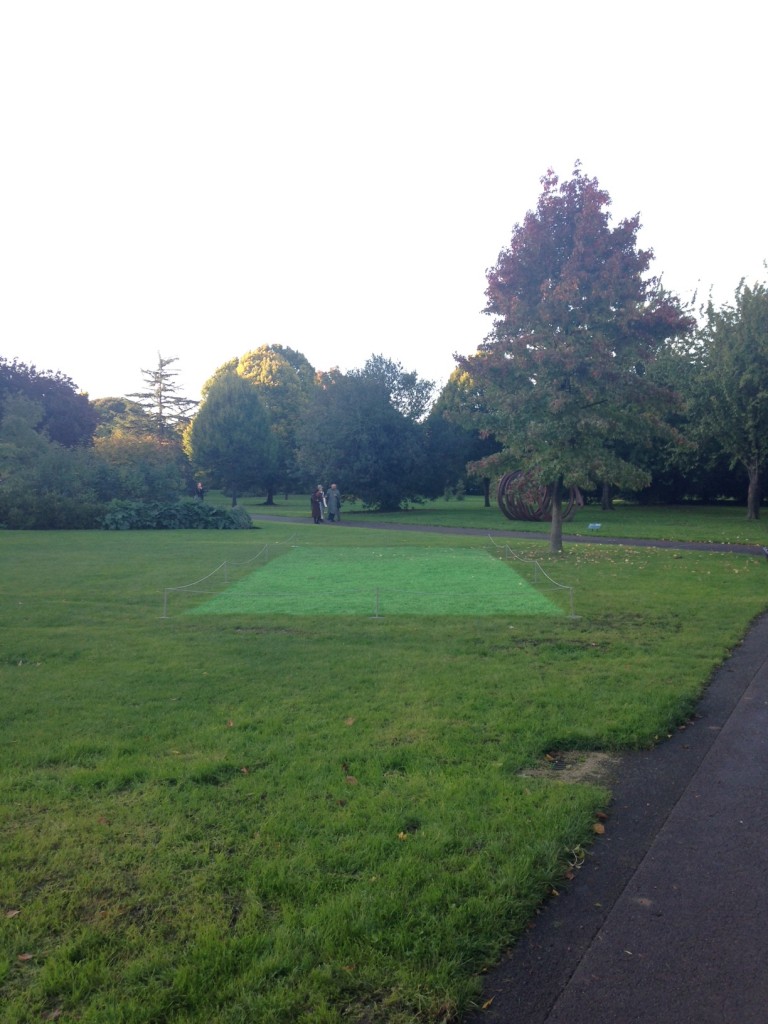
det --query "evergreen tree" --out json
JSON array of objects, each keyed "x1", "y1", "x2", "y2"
[
  {"x1": 129, "y1": 354, "x2": 198, "y2": 441},
  {"x1": 235, "y1": 345, "x2": 317, "y2": 501},
  {"x1": 298, "y1": 372, "x2": 424, "y2": 511},
  {"x1": 350, "y1": 354, "x2": 435, "y2": 420},
  {"x1": 184, "y1": 371, "x2": 277, "y2": 506}
]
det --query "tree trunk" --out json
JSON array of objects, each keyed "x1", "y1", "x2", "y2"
[
  {"x1": 601, "y1": 481, "x2": 613, "y2": 511},
  {"x1": 746, "y1": 464, "x2": 761, "y2": 520},
  {"x1": 549, "y1": 476, "x2": 564, "y2": 553},
  {"x1": 482, "y1": 477, "x2": 491, "y2": 508},
  {"x1": 264, "y1": 487, "x2": 275, "y2": 506}
]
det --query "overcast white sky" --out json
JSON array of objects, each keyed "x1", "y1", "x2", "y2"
[{"x1": 1, "y1": 1, "x2": 765, "y2": 402}]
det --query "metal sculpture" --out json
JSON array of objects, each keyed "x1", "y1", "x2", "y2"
[{"x1": 497, "y1": 470, "x2": 582, "y2": 522}]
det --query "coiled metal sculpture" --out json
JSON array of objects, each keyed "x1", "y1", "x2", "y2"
[{"x1": 497, "y1": 470, "x2": 582, "y2": 522}]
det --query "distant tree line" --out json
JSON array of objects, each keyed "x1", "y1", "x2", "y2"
[{"x1": 2, "y1": 168, "x2": 767, "y2": 530}]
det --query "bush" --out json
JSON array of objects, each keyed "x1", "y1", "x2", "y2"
[
  {"x1": 101, "y1": 500, "x2": 254, "y2": 530},
  {"x1": 0, "y1": 489, "x2": 105, "y2": 529}
]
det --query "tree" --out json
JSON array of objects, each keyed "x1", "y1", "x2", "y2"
[
  {"x1": 350, "y1": 354, "x2": 435, "y2": 420},
  {"x1": 297, "y1": 372, "x2": 425, "y2": 511},
  {"x1": 0, "y1": 394, "x2": 49, "y2": 473},
  {"x1": 0, "y1": 357, "x2": 97, "y2": 447},
  {"x1": 423, "y1": 370, "x2": 502, "y2": 504},
  {"x1": 0, "y1": 394, "x2": 106, "y2": 528},
  {"x1": 184, "y1": 371, "x2": 277, "y2": 506},
  {"x1": 235, "y1": 345, "x2": 317, "y2": 502},
  {"x1": 92, "y1": 397, "x2": 156, "y2": 438},
  {"x1": 128, "y1": 354, "x2": 198, "y2": 441},
  {"x1": 694, "y1": 279, "x2": 768, "y2": 519},
  {"x1": 457, "y1": 165, "x2": 694, "y2": 551},
  {"x1": 94, "y1": 432, "x2": 193, "y2": 502}
]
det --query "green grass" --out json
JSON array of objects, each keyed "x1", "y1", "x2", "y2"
[
  {"x1": 1, "y1": 521, "x2": 767, "y2": 1023},
  {"x1": 185, "y1": 545, "x2": 563, "y2": 617},
  {"x1": 228, "y1": 492, "x2": 768, "y2": 547}
]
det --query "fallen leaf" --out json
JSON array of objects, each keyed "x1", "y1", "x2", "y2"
[
  {"x1": 227, "y1": 720, "x2": 234, "y2": 728},
  {"x1": 240, "y1": 767, "x2": 249, "y2": 774},
  {"x1": 345, "y1": 775, "x2": 358, "y2": 785},
  {"x1": 596, "y1": 810, "x2": 609, "y2": 820},
  {"x1": 397, "y1": 831, "x2": 409, "y2": 841},
  {"x1": 5, "y1": 909, "x2": 20, "y2": 918},
  {"x1": 593, "y1": 822, "x2": 605, "y2": 835},
  {"x1": 344, "y1": 717, "x2": 356, "y2": 726},
  {"x1": 482, "y1": 997, "x2": 495, "y2": 1010},
  {"x1": 17, "y1": 953, "x2": 34, "y2": 962},
  {"x1": 43, "y1": 1011, "x2": 63, "y2": 1021}
]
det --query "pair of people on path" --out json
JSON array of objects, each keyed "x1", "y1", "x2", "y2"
[{"x1": 311, "y1": 483, "x2": 341, "y2": 523}]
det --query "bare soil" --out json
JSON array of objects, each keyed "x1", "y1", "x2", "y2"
[{"x1": 519, "y1": 750, "x2": 622, "y2": 786}]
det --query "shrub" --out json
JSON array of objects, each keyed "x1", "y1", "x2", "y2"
[
  {"x1": 0, "y1": 488, "x2": 105, "y2": 529},
  {"x1": 101, "y1": 500, "x2": 253, "y2": 530}
]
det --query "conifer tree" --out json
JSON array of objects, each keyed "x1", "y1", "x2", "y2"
[{"x1": 129, "y1": 354, "x2": 197, "y2": 441}]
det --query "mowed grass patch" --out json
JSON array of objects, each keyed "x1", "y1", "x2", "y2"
[
  {"x1": 1, "y1": 526, "x2": 768, "y2": 1023},
  {"x1": 188, "y1": 545, "x2": 564, "y2": 616}
]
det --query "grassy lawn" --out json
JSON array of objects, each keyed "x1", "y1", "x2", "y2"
[
  {"x1": 228, "y1": 492, "x2": 768, "y2": 547},
  {"x1": 2, "y1": 517, "x2": 767, "y2": 1023}
]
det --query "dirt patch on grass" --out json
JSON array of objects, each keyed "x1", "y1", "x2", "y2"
[{"x1": 519, "y1": 750, "x2": 621, "y2": 786}]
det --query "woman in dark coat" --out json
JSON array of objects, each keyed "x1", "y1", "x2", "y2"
[{"x1": 310, "y1": 485, "x2": 325, "y2": 524}]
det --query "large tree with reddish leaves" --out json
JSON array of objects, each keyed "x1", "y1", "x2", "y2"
[{"x1": 457, "y1": 165, "x2": 695, "y2": 551}]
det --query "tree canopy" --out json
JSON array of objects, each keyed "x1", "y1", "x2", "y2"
[
  {"x1": 0, "y1": 357, "x2": 97, "y2": 447},
  {"x1": 350, "y1": 354, "x2": 435, "y2": 421},
  {"x1": 423, "y1": 370, "x2": 502, "y2": 503},
  {"x1": 692, "y1": 278, "x2": 768, "y2": 519},
  {"x1": 183, "y1": 371, "x2": 277, "y2": 505},
  {"x1": 457, "y1": 165, "x2": 695, "y2": 550},
  {"x1": 128, "y1": 354, "x2": 198, "y2": 441},
  {"x1": 235, "y1": 345, "x2": 317, "y2": 501},
  {"x1": 298, "y1": 371, "x2": 424, "y2": 511}
]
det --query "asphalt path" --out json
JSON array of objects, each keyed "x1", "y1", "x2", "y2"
[{"x1": 462, "y1": 610, "x2": 768, "y2": 1024}]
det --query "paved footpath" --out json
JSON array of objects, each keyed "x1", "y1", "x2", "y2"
[{"x1": 463, "y1": 611, "x2": 768, "y2": 1024}]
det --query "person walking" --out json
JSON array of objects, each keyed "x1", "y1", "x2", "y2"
[
  {"x1": 311, "y1": 485, "x2": 325, "y2": 524},
  {"x1": 326, "y1": 483, "x2": 341, "y2": 522}
]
